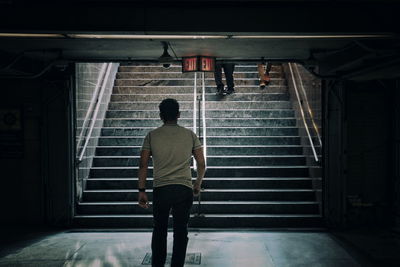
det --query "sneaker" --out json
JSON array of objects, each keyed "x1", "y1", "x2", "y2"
[
  {"x1": 226, "y1": 87, "x2": 235, "y2": 95},
  {"x1": 264, "y1": 74, "x2": 271, "y2": 85},
  {"x1": 216, "y1": 84, "x2": 225, "y2": 95}
]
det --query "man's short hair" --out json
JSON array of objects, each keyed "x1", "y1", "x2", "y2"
[{"x1": 159, "y1": 98, "x2": 180, "y2": 121}]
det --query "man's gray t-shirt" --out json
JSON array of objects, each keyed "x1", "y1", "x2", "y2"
[{"x1": 141, "y1": 124, "x2": 202, "y2": 189}]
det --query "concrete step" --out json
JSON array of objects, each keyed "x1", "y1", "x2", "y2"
[
  {"x1": 77, "y1": 201, "x2": 319, "y2": 215},
  {"x1": 95, "y1": 145, "x2": 304, "y2": 156},
  {"x1": 112, "y1": 85, "x2": 288, "y2": 94},
  {"x1": 110, "y1": 93, "x2": 290, "y2": 102},
  {"x1": 92, "y1": 155, "x2": 306, "y2": 167},
  {"x1": 118, "y1": 64, "x2": 283, "y2": 73},
  {"x1": 102, "y1": 118, "x2": 296, "y2": 127},
  {"x1": 98, "y1": 136, "x2": 301, "y2": 146},
  {"x1": 114, "y1": 78, "x2": 286, "y2": 87},
  {"x1": 82, "y1": 189, "x2": 316, "y2": 202},
  {"x1": 89, "y1": 166, "x2": 310, "y2": 178},
  {"x1": 105, "y1": 109, "x2": 295, "y2": 119},
  {"x1": 86, "y1": 177, "x2": 318, "y2": 190},
  {"x1": 107, "y1": 101, "x2": 292, "y2": 110},
  {"x1": 116, "y1": 71, "x2": 283, "y2": 79},
  {"x1": 73, "y1": 213, "x2": 322, "y2": 228},
  {"x1": 100, "y1": 127, "x2": 299, "y2": 137}
]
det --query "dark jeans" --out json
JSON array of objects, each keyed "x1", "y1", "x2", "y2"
[
  {"x1": 214, "y1": 63, "x2": 235, "y2": 88},
  {"x1": 152, "y1": 184, "x2": 193, "y2": 267}
]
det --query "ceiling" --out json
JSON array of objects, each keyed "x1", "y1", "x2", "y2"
[{"x1": 0, "y1": 1, "x2": 399, "y2": 79}]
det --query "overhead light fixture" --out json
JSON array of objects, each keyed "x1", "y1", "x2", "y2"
[{"x1": 158, "y1": 41, "x2": 174, "y2": 68}]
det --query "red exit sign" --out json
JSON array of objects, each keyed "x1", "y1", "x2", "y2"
[{"x1": 182, "y1": 56, "x2": 215, "y2": 72}]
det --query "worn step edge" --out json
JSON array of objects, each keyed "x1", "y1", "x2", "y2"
[
  {"x1": 78, "y1": 201, "x2": 319, "y2": 205},
  {"x1": 93, "y1": 155, "x2": 306, "y2": 158},
  {"x1": 74, "y1": 214, "x2": 321, "y2": 218},
  {"x1": 87, "y1": 177, "x2": 321, "y2": 181},
  {"x1": 83, "y1": 189, "x2": 316, "y2": 193},
  {"x1": 89, "y1": 166, "x2": 312, "y2": 170},
  {"x1": 103, "y1": 118, "x2": 296, "y2": 120},
  {"x1": 93, "y1": 145, "x2": 319, "y2": 149},
  {"x1": 98, "y1": 136, "x2": 301, "y2": 138}
]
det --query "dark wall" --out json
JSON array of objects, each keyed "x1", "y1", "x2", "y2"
[
  {"x1": 0, "y1": 69, "x2": 74, "y2": 227},
  {"x1": 345, "y1": 81, "x2": 394, "y2": 227},
  {"x1": 324, "y1": 79, "x2": 399, "y2": 228}
]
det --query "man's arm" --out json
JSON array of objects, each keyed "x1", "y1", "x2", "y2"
[
  {"x1": 138, "y1": 149, "x2": 151, "y2": 208},
  {"x1": 192, "y1": 147, "x2": 206, "y2": 196}
]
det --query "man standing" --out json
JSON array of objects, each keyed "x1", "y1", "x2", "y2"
[
  {"x1": 214, "y1": 62, "x2": 235, "y2": 95},
  {"x1": 138, "y1": 98, "x2": 206, "y2": 267}
]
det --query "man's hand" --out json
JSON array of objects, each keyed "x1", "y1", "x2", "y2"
[
  {"x1": 193, "y1": 181, "x2": 202, "y2": 196},
  {"x1": 138, "y1": 192, "x2": 149, "y2": 209}
]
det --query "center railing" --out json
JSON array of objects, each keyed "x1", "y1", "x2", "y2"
[
  {"x1": 193, "y1": 71, "x2": 207, "y2": 216},
  {"x1": 192, "y1": 72, "x2": 208, "y2": 169}
]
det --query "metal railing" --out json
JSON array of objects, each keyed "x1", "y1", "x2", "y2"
[
  {"x1": 288, "y1": 63, "x2": 320, "y2": 162},
  {"x1": 192, "y1": 71, "x2": 208, "y2": 169},
  {"x1": 76, "y1": 63, "x2": 107, "y2": 153},
  {"x1": 201, "y1": 72, "x2": 208, "y2": 167},
  {"x1": 193, "y1": 72, "x2": 198, "y2": 170},
  {"x1": 77, "y1": 63, "x2": 113, "y2": 163},
  {"x1": 193, "y1": 71, "x2": 207, "y2": 217},
  {"x1": 293, "y1": 64, "x2": 323, "y2": 147}
]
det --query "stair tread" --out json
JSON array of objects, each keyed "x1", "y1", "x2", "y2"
[
  {"x1": 93, "y1": 155, "x2": 306, "y2": 158},
  {"x1": 104, "y1": 117, "x2": 296, "y2": 120},
  {"x1": 113, "y1": 85, "x2": 286, "y2": 87},
  {"x1": 111, "y1": 93, "x2": 287, "y2": 95},
  {"x1": 110, "y1": 100, "x2": 290, "y2": 103},
  {"x1": 89, "y1": 166, "x2": 313, "y2": 169},
  {"x1": 99, "y1": 136, "x2": 301, "y2": 138},
  {"x1": 84, "y1": 189, "x2": 316, "y2": 192},
  {"x1": 116, "y1": 71, "x2": 281, "y2": 74},
  {"x1": 100, "y1": 126, "x2": 298, "y2": 128},
  {"x1": 115, "y1": 78, "x2": 285, "y2": 80},
  {"x1": 95, "y1": 145, "x2": 304, "y2": 148},
  {"x1": 75, "y1": 214, "x2": 322, "y2": 218},
  {"x1": 79, "y1": 201, "x2": 319, "y2": 205},
  {"x1": 87, "y1": 177, "x2": 321, "y2": 180}
]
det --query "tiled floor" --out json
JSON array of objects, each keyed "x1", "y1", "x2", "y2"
[{"x1": 0, "y1": 229, "x2": 375, "y2": 267}]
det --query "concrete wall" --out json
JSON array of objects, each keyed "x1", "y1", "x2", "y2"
[
  {"x1": 0, "y1": 68, "x2": 74, "y2": 227},
  {"x1": 395, "y1": 86, "x2": 400, "y2": 230},
  {"x1": 324, "y1": 79, "x2": 399, "y2": 228}
]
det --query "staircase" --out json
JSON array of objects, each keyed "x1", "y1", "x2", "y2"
[{"x1": 74, "y1": 63, "x2": 323, "y2": 228}]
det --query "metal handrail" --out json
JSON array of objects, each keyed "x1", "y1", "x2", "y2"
[
  {"x1": 288, "y1": 63, "x2": 319, "y2": 162},
  {"x1": 78, "y1": 63, "x2": 112, "y2": 162},
  {"x1": 76, "y1": 63, "x2": 107, "y2": 151},
  {"x1": 293, "y1": 64, "x2": 323, "y2": 147},
  {"x1": 201, "y1": 72, "x2": 207, "y2": 167},
  {"x1": 193, "y1": 72, "x2": 197, "y2": 170}
]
